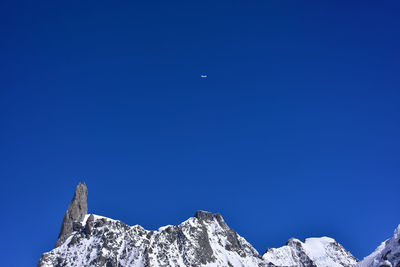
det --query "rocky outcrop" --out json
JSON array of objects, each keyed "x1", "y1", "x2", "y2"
[{"x1": 55, "y1": 182, "x2": 88, "y2": 247}]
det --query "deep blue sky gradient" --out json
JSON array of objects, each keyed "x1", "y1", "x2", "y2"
[{"x1": 1, "y1": 1, "x2": 400, "y2": 266}]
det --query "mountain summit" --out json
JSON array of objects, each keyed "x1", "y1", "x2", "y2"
[{"x1": 37, "y1": 183, "x2": 397, "y2": 267}]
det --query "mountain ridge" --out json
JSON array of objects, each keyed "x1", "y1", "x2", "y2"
[{"x1": 37, "y1": 183, "x2": 399, "y2": 267}]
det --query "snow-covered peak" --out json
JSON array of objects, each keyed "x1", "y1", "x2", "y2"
[{"x1": 263, "y1": 236, "x2": 358, "y2": 267}]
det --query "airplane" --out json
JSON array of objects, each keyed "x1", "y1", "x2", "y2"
[{"x1": 201, "y1": 75, "x2": 207, "y2": 78}]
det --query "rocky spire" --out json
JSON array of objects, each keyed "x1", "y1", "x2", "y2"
[{"x1": 55, "y1": 182, "x2": 88, "y2": 247}]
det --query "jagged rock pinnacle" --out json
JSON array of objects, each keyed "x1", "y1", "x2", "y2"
[{"x1": 55, "y1": 182, "x2": 88, "y2": 247}]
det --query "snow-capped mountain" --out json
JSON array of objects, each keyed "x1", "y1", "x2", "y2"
[
  {"x1": 263, "y1": 237, "x2": 358, "y2": 267},
  {"x1": 356, "y1": 225, "x2": 400, "y2": 267},
  {"x1": 38, "y1": 183, "x2": 361, "y2": 267}
]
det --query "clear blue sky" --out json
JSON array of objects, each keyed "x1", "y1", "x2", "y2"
[{"x1": 1, "y1": 1, "x2": 400, "y2": 266}]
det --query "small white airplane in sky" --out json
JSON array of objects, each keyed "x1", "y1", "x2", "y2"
[{"x1": 201, "y1": 74, "x2": 207, "y2": 78}]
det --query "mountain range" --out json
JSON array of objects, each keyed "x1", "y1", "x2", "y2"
[{"x1": 38, "y1": 183, "x2": 400, "y2": 267}]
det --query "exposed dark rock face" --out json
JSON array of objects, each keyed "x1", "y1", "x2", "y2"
[{"x1": 55, "y1": 182, "x2": 88, "y2": 247}]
